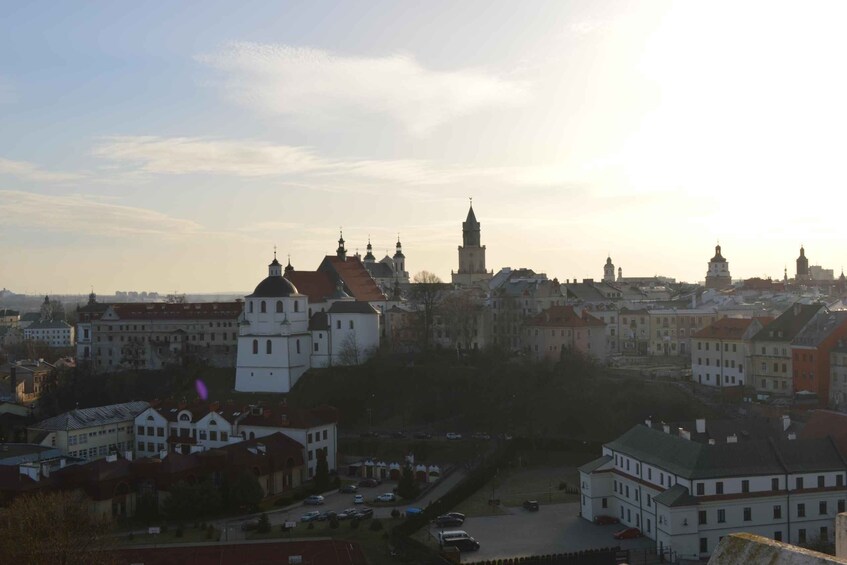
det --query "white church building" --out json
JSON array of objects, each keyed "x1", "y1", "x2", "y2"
[{"x1": 235, "y1": 253, "x2": 380, "y2": 393}]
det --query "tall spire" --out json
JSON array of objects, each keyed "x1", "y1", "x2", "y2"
[
  {"x1": 462, "y1": 199, "x2": 480, "y2": 247},
  {"x1": 285, "y1": 254, "x2": 294, "y2": 273},
  {"x1": 268, "y1": 247, "x2": 282, "y2": 276},
  {"x1": 336, "y1": 228, "x2": 347, "y2": 260},
  {"x1": 364, "y1": 235, "x2": 375, "y2": 263}
]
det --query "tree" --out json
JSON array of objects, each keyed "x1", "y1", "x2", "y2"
[
  {"x1": 438, "y1": 289, "x2": 485, "y2": 351},
  {"x1": 397, "y1": 464, "x2": 419, "y2": 500},
  {"x1": 0, "y1": 491, "x2": 116, "y2": 565},
  {"x1": 256, "y1": 513, "x2": 271, "y2": 534},
  {"x1": 338, "y1": 332, "x2": 361, "y2": 366},
  {"x1": 163, "y1": 479, "x2": 222, "y2": 521},
  {"x1": 408, "y1": 271, "x2": 448, "y2": 349},
  {"x1": 225, "y1": 471, "x2": 264, "y2": 512},
  {"x1": 314, "y1": 449, "x2": 330, "y2": 492}
]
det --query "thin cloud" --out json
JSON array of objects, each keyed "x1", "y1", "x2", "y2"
[
  {"x1": 0, "y1": 190, "x2": 205, "y2": 238},
  {"x1": 197, "y1": 42, "x2": 529, "y2": 135},
  {"x1": 0, "y1": 157, "x2": 86, "y2": 183}
]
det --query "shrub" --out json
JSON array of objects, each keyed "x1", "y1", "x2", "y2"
[
  {"x1": 350, "y1": 518, "x2": 360, "y2": 529},
  {"x1": 274, "y1": 497, "x2": 293, "y2": 507},
  {"x1": 391, "y1": 508, "x2": 400, "y2": 519},
  {"x1": 175, "y1": 525, "x2": 184, "y2": 538},
  {"x1": 369, "y1": 519, "x2": 383, "y2": 531},
  {"x1": 329, "y1": 517, "x2": 339, "y2": 529},
  {"x1": 257, "y1": 513, "x2": 271, "y2": 534},
  {"x1": 307, "y1": 522, "x2": 314, "y2": 530},
  {"x1": 206, "y1": 525, "x2": 215, "y2": 539}
]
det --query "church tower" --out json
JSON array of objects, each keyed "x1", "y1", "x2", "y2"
[
  {"x1": 603, "y1": 256, "x2": 615, "y2": 283},
  {"x1": 796, "y1": 245, "x2": 810, "y2": 281},
  {"x1": 393, "y1": 237, "x2": 406, "y2": 276},
  {"x1": 705, "y1": 244, "x2": 732, "y2": 290},
  {"x1": 451, "y1": 200, "x2": 491, "y2": 286}
]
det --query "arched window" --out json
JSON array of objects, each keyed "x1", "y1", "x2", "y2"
[
  {"x1": 249, "y1": 301, "x2": 254, "y2": 313},
  {"x1": 252, "y1": 339, "x2": 258, "y2": 354},
  {"x1": 276, "y1": 300, "x2": 283, "y2": 313},
  {"x1": 266, "y1": 340, "x2": 272, "y2": 354},
  {"x1": 208, "y1": 420, "x2": 217, "y2": 426},
  {"x1": 260, "y1": 300, "x2": 267, "y2": 313},
  {"x1": 294, "y1": 300, "x2": 299, "y2": 313},
  {"x1": 296, "y1": 339, "x2": 301, "y2": 354}
]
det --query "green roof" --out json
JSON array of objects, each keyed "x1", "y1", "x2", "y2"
[
  {"x1": 578, "y1": 455, "x2": 612, "y2": 474},
  {"x1": 653, "y1": 484, "x2": 698, "y2": 508}
]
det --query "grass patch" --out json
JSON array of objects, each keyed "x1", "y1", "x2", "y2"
[{"x1": 117, "y1": 525, "x2": 220, "y2": 546}]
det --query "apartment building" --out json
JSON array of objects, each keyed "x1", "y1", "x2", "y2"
[
  {"x1": 791, "y1": 311, "x2": 847, "y2": 405},
  {"x1": 523, "y1": 305, "x2": 606, "y2": 361},
  {"x1": 648, "y1": 309, "x2": 718, "y2": 356},
  {"x1": 580, "y1": 423, "x2": 847, "y2": 560},
  {"x1": 691, "y1": 317, "x2": 770, "y2": 387}
]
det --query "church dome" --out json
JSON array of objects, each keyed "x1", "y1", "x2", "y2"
[{"x1": 248, "y1": 275, "x2": 298, "y2": 298}]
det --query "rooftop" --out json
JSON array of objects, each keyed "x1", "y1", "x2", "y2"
[{"x1": 31, "y1": 401, "x2": 150, "y2": 432}]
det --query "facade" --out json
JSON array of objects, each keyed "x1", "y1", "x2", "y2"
[
  {"x1": 750, "y1": 303, "x2": 825, "y2": 397},
  {"x1": 523, "y1": 305, "x2": 606, "y2": 361},
  {"x1": 603, "y1": 257, "x2": 616, "y2": 283},
  {"x1": 24, "y1": 320, "x2": 74, "y2": 347},
  {"x1": 692, "y1": 317, "x2": 770, "y2": 388},
  {"x1": 90, "y1": 302, "x2": 243, "y2": 373},
  {"x1": 75, "y1": 291, "x2": 110, "y2": 364},
  {"x1": 27, "y1": 401, "x2": 148, "y2": 461},
  {"x1": 490, "y1": 270, "x2": 565, "y2": 350},
  {"x1": 451, "y1": 202, "x2": 492, "y2": 287},
  {"x1": 829, "y1": 347, "x2": 847, "y2": 411},
  {"x1": 580, "y1": 424, "x2": 847, "y2": 560},
  {"x1": 705, "y1": 245, "x2": 732, "y2": 290},
  {"x1": 361, "y1": 237, "x2": 410, "y2": 295},
  {"x1": 235, "y1": 253, "x2": 380, "y2": 394},
  {"x1": 791, "y1": 311, "x2": 847, "y2": 404},
  {"x1": 134, "y1": 401, "x2": 338, "y2": 478},
  {"x1": 648, "y1": 309, "x2": 719, "y2": 356},
  {"x1": 618, "y1": 308, "x2": 651, "y2": 355},
  {"x1": 797, "y1": 246, "x2": 811, "y2": 281}
]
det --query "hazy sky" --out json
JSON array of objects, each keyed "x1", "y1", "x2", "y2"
[{"x1": 3, "y1": 1, "x2": 846, "y2": 295}]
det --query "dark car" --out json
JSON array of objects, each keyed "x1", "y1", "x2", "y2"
[
  {"x1": 339, "y1": 484, "x2": 358, "y2": 494},
  {"x1": 358, "y1": 478, "x2": 380, "y2": 488},
  {"x1": 522, "y1": 500, "x2": 539, "y2": 511},
  {"x1": 613, "y1": 527, "x2": 642, "y2": 540},
  {"x1": 444, "y1": 512, "x2": 466, "y2": 521},
  {"x1": 392, "y1": 431, "x2": 407, "y2": 439},
  {"x1": 435, "y1": 515, "x2": 464, "y2": 528},
  {"x1": 413, "y1": 432, "x2": 432, "y2": 440},
  {"x1": 594, "y1": 515, "x2": 620, "y2": 525},
  {"x1": 355, "y1": 507, "x2": 374, "y2": 520},
  {"x1": 337, "y1": 508, "x2": 359, "y2": 520},
  {"x1": 443, "y1": 537, "x2": 480, "y2": 552},
  {"x1": 316, "y1": 511, "x2": 337, "y2": 522}
]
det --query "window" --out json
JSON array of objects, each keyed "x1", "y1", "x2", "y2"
[
  {"x1": 308, "y1": 433, "x2": 313, "y2": 443},
  {"x1": 349, "y1": 320, "x2": 354, "y2": 329},
  {"x1": 838, "y1": 475, "x2": 844, "y2": 487},
  {"x1": 336, "y1": 320, "x2": 341, "y2": 329},
  {"x1": 221, "y1": 431, "x2": 228, "y2": 441},
  {"x1": 700, "y1": 538, "x2": 708, "y2": 554},
  {"x1": 774, "y1": 505, "x2": 782, "y2": 519},
  {"x1": 818, "y1": 475, "x2": 825, "y2": 488},
  {"x1": 323, "y1": 430, "x2": 328, "y2": 440},
  {"x1": 717, "y1": 509, "x2": 726, "y2": 523},
  {"x1": 210, "y1": 431, "x2": 218, "y2": 441},
  {"x1": 798, "y1": 529, "x2": 806, "y2": 544},
  {"x1": 819, "y1": 501, "x2": 827, "y2": 515},
  {"x1": 699, "y1": 510, "x2": 707, "y2": 525},
  {"x1": 260, "y1": 300, "x2": 266, "y2": 313},
  {"x1": 715, "y1": 482, "x2": 724, "y2": 495},
  {"x1": 774, "y1": 531, "x2": 782, "y2": 542},
  {"x1": 296, "y1": 339, "x2": 301, "y2": 354},
  {"x1": 772, "y1": 478, "x2": 780, "y2": 491},
  {"x1": 625, "y1": 485, "x2": 629, "y2": 498},
  {"x1": 252, "y1": 339, "x2": 258, "y2": 354},
  {"x1": 742, "y1": 480, "x2": 749, "y2": 493},
  {"x1": 266, "y1": 340, "x2": 272, "y2": 354},
  {"x1": 157, "y1": 427, "x2": 164, "y2": 437},
  {"x1": 797, "y1": 503, "x2": 805, "y2": 518},
  {"x1": 796, "y1": 477, "x2": 804, "y2": 490},
  {"x1": 743, "y1": 507, "x2": 751, "y2": 521},
  {"x1": 602, "y1": 498, "x2": 608, "y2": 509},
  {"x1": 648, "y1": 468, "x2": 652, "y2": 480},
  {"x1": 614, "y1": 480, "x2": 618, "y2": 492},
  {"x1": 137, "y1": 425, "x2": 144, "y2": 436},
  {"x1": 294, "y1": 301, "x2": 299, "y2": 312},
  {"x1": 821, "y1": 527, "x2": 829, "y2": 541},
  {"x1": 276, "y1": 300, "x2": 283, "y2": 313},
  {"x1": 697, "y1": 483, "x2": 704, "y2": 495}
]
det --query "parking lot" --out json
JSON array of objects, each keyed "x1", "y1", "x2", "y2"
[{"x1": 425, "y1": 502, "x2": 654, "y2": 562}]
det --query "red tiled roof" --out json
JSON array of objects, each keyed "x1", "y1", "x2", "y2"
[
  {"x1": 693, "y1": 317, "x2": 774, "y2": 340},
  {"x1": 285, "y1": 271, "x2": 337, "y2": 304},
  {"x1": 525, "y1": 305, "x2": 605, "y2": 328},
  {"x1": 799, "y1": 410, "x2": 847, "y2": 458},
  {"x1": 115, "y1": 540, "x2": 368, "y2": 565},
  {"x1": 108, "y1": 302, "x2": 243, "y2": 321},
  {"x1": 319, "y1": 256, "x2": 387, "y2": 302},
  {"x1": 149, "y1": 400, "x2": 339, "y2": 429}
]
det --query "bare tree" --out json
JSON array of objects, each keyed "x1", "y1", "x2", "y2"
[
  {"x1": 438, "y1": 289, "x2": 484, "y2": 350},
  {"x1": 0, "y1": 491, "x2": 116, "y2": 565},
  {"x1": 338, "y1": 332, "x2": 361, "y2": 365},
  {"x1": 408, "y1": 271, "x2": 449, "y2": 349}
]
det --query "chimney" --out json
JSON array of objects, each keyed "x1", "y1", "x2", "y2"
[
  {"x1": 708, "y1": 439, "x2": 716, "y2": 445},
  {"x1": 695, "y1": 418, "x2": 706, "y2": 434},
  {"x1": 124, "y1": 451, "x2": 133, "y2": 461},
  {"x1": 281, "y1": 413, "x2": 289, "y2": 426},
  {"x1": 663, "y1": 424, "x2": 670, "y2": 434},
  {"x1": 788, "y1": 432, "x2": 797, "y2": 440},
  {"x1": 257, "y1": 443, "x2": 266, "y2": 454},
  {"x1": 727, "y1": 434, "x2": 738, "y2": 443},
  {"x1": 106, "y1": 454, "x2": 118, "y2": 463},
  {"x1": 679, "y1": 428, "x2": 691, "y2": 440},
  {"x1": 263, "y1": 408, "x2": 272, "y2": 419},
  {"x1": 159, "y1": 450, "x2": 168, "y2": 459},
  {"x1": 210, "y1": 400, "x2": 220, "y2": 412},
  {"x1": 782, "y1": 415, "x2": 791, "y2": 431},
  {"x1": 59, "y1": 458, "x2": 66, "y2": 469},
  {"x1": 645, "y1": 418, "x2": 652, "y2": 428}
]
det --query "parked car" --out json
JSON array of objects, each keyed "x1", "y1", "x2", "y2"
[
  {"x1": 376, "y1": 492, "x2": 396, "y2": 502},
  {"x1": 613, "y1": 527, "x2": 643, "y2": 540},
  {"x1": 358, "y1": 478, "x2": 380, "y2": 488},
  {"x1": 316, "y1": 511, "x2": 337, "y2": 521},
  {"x1": 337, "y1": 508, "x2": 359, "y2": 520},
  {"x1": 354, "y1": 494, "x2": 365, "y2": 504},
  {"x1": 300, "y1": 510, "x2": 321, "y2": 522},
  {"x1": 444, "y1": 512, "x2": 466, "y2": 521},
  {"x1": 240, "y1": 520, "x2": 259, "y2": 531},
  {"x1": 339, "y1": 484, "x2": 358, "y2": 494},
  {"x1": 522, "y1": 500, "x2": 540, "y2": 511},
  {"x1": 355, "y1": 507, "x2": 374, "y2": 519},
  {"x1": 446, "y1": 432, "x2": 462, "y2": 440},
  {"x1": 594, "y1": 515, "x2": 620, "y2": 525},
  {"x1": 471, "y1": 432, "x2": 491, "y2": 440},
  {"x1": 392, "y1": 431, "x2": 407, "y2": 439},
  {"x1": 413, "y1": 432, "x2": 432, "y2": 440},
  {"x1": 450, "y1": 538, "x2": 481, "y2": 552},
  {"x1": 435, "y1": 514, "x2": 464, "y2": 527},
  {"x1": 303, "y1": 495, "x2": 325, "y2": 505}
]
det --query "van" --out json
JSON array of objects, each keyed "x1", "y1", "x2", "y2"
[
  {"x1": 438, "y1": 530, "x2": 469, "y2": 546},
  {"x1": 438, "y1": 530, "x2": 479, "y2": 552}
]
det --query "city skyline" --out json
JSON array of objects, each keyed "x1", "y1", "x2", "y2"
[{"x1": 3, "y1": 1, "x2": 847, "y2": 294}]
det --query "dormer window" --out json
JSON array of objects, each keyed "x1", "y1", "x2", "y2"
[{"x1": 179, "y1": 413, "x2": 190, "y2": 422}]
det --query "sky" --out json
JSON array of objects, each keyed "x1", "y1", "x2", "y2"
[{"x1": 3, "y1": 1, "x2": 847, "y2": 295}]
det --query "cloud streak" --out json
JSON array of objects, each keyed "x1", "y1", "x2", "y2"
[
  {"x1": 197, "y1": 42, "x2": 528, "y2": 135},
  {"x1": 0, "y1": 158, "x2": 86, "y2": 183},
  {"x1": 0, "y1": 190, "x2": 205, "y2": 238}
]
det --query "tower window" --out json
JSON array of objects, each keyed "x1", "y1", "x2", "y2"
[
  {"x1": 294, "y1": 301, "x2": 300, "y2": 313},
  {"x1": 296, "y1": 339, "x2": 301, "y2": 354},
  {"x1": 260, "y1": 301, "x2": 267, "y2": 313},
  {"x1": 266, "y1": 340, "x2": 272, "y2": 354},
  {"x1": 252, "y1": 339, "x2": 258, "y2": 354},
  {"x1": 276, "y1": 300, "x2": 283, "y2": 313},
  {"x1": 249, "y1": 301, "x2": 254, "y2": 313}
]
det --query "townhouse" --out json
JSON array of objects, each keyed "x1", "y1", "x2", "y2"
[
  {"x1": 791, "y1": 311, "x2": 847, "y2": 406},
  {"x1": 580, "y1": 423, "x2": 847, "y2": 560},
  {"x1": 648, "y1": 309, "x2": 719, "y2": 356},
  {"x1": 523, "y1": 305, "x2": 606, "y2": 362},
  {"x1": 691, "y1": 317, "x2": 770, "y2": 388}
]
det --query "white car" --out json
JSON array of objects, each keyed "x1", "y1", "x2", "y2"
[
  {"x1": 446, "y1": 432, "x2": 462, "y2": 440},
  {"x1": 303, "y1": 495, "x2": 325, "y2": 505},
  {"x1": 376, "y1": 492, "x2": 396, "y2": 502},
  {"x1": 354, "y1": 494, "x2": 365, "y2": 504},
  {"x1": 301, "y1": 510, "x2": 321, "y2": 522}
]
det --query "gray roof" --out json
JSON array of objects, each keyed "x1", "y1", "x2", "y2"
[
  {"x1": 751, "y1": 303, "x2": 824, "y2": 343},
  {"x1": 578, "y1": 455, "x2": 612, "y2": 474},
  {"x1": 364, "y1": 262, "x2": 395, "y2": 279},
  {"x1": 25, "y1": 320, "x2": 71, "y2": 330},
  {"x1": 606, "y1": 425, "x2": 846, "y2": 479},
  {"x1": 20, "y1": 313, "x2": 41, "y2": 322},
  {"x1": 653, "y1": 484, "x2": 698, "y2": 508},
  {"x1": 31, "y1": 401, "x2": 149, "y2": 432},
  {"x1": 328, "y1": 301, "x2": 379, "y2": 315},
  {"x1": 792, "y1": 311, "x2": 847, "y2": 348}
]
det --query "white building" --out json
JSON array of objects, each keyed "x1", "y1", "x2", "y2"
[
  {"x1": 235, "y1": 253, "x2": 380, "y2": 394},
  {"x1": 692, "y1": 317, "x2": 770, "y2": 387},
  {"x1": 580, "y1": 423, "x2": 847, "y2": 561},
  {"x1": 134, "y1": 401, "x2": 338, "y2": 478},
  {"x1": 23, "y1": 320, "x2": 74, "y2": 347},
  {"x1": 27, "y1": 401, "x2": 148, "y2": 461}
]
